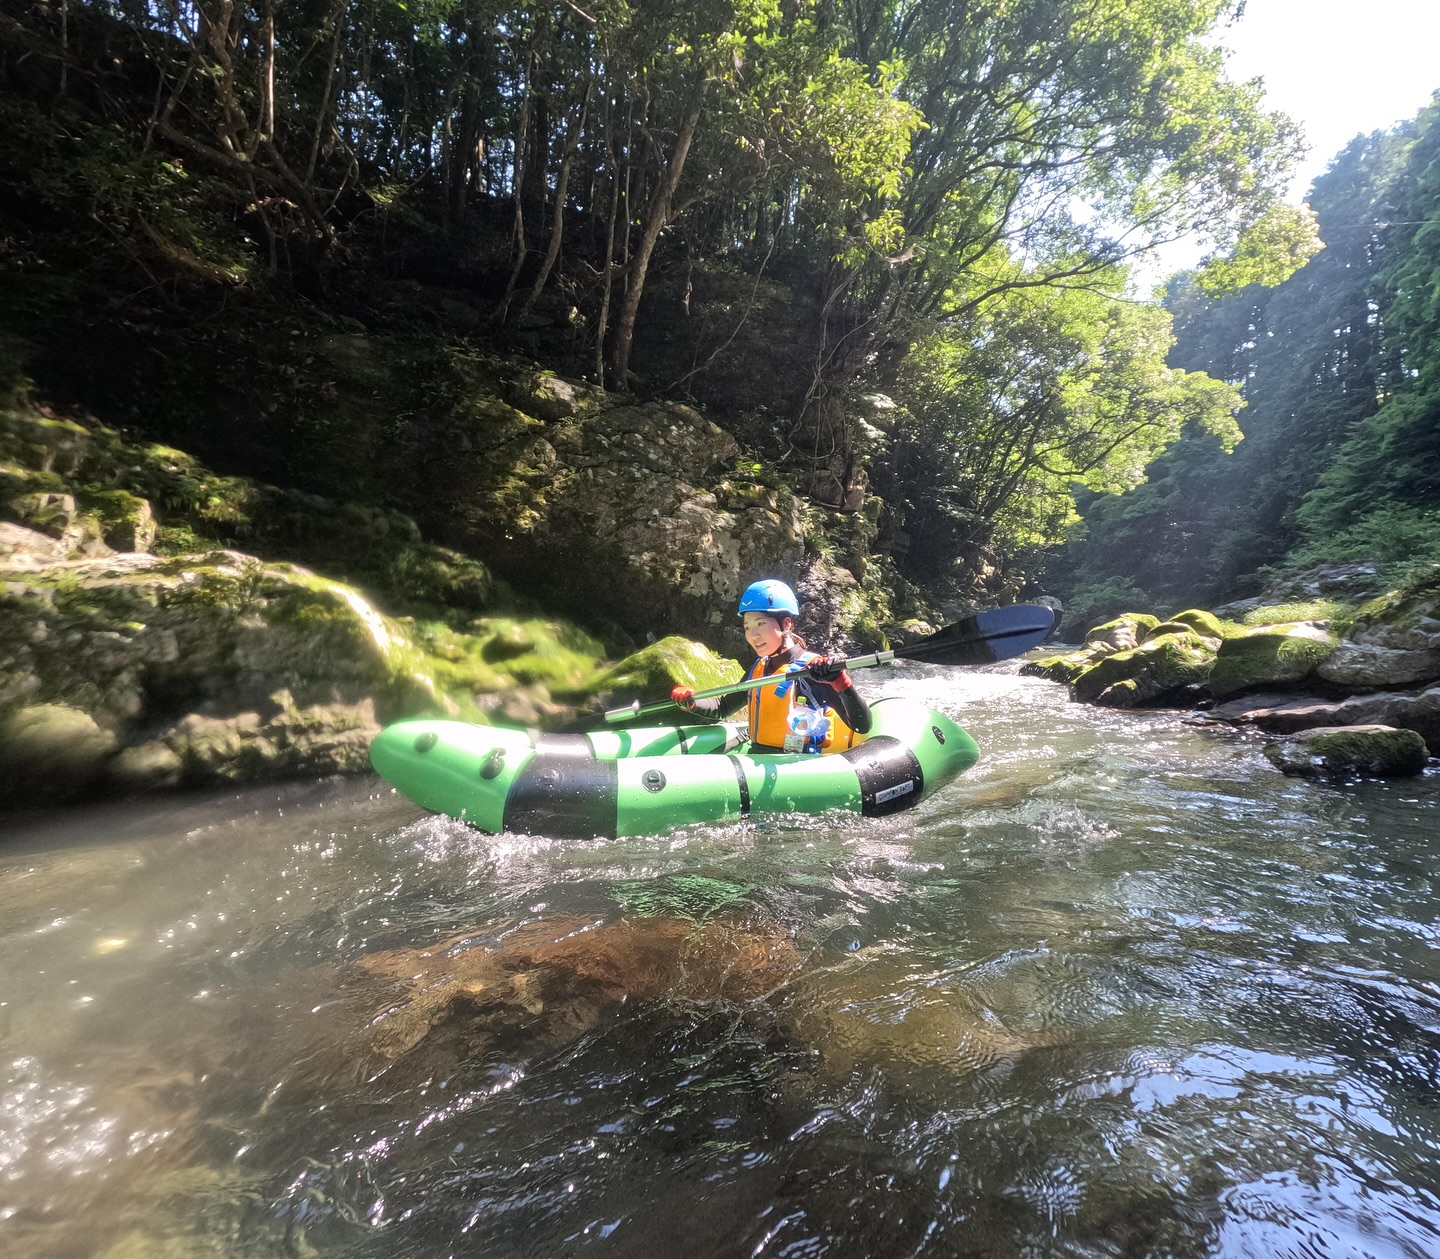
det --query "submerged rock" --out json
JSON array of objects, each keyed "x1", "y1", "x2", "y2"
[
  {"x1": 1263, "y1": 724, "x2": 1430, "y2": 779},
  {"x1": 356, "y1": 916, "x2": 806, "y2": 1062},
  {"x1": 353, "y1": 913, "x2": 1076, "y2": 1083}
]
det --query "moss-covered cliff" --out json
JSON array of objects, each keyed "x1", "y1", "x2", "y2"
[{"x1": 0, "y1": 389, "x2": 745, "y2": 805}]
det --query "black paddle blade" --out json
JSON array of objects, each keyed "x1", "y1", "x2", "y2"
[{"x1": 896, "y1": 603, "x2": 1056, "y2": 666}]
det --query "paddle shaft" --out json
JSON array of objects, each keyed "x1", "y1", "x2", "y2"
[
  {"x1": 602, "y1": 653, "x2": 897, "y2": 724},
  {"x1": 600, "y1": 604, "x2": 1056, "y2": 724}
]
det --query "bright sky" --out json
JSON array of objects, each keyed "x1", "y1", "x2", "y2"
[
  {"x1": 1215, "y1": 0, "x2": 1440, "y2": 200},
  {"x1": 1139, "y1": 0, "x2": 1440, "y2": 283}
]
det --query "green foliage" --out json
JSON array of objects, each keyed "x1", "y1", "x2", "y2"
[
  {"x1": 1195, "y1": 205, "x2": 1322, "y2": 295},
  {"x1": 0, "y1": 100, "x2": 252, "y2": 281},
  {"x1": 1059, "y1": 579, "x2": 1151, "y2": 638},
  {"x1": 882, "y1": 282, "x2": 1242, "y2": 587},
  {"x1": 1290, "y1": 503, "x2": 1440, "y2": 568},
  {"x1": 1049, "y1": 108, "x2": 1429, "y2": 610},
  {"x1": 1, "y1": 0, "x2": 1318, "y2": 628}
]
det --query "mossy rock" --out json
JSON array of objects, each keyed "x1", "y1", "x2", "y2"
[
  {"x1": 81, "y1": 488, "x2": 157, "y2": 552},
  {"x1": 1264, "y1": 724, "x2": 1429, "y2": 779},
  {"x1": 1165, "y1": 608, "x2": 1229, "y2": 640},
  {"x1": 1020, "y1": 647, "x2": 1100, "y2": 685},
  {"x1": 592, "y1": 636, "x2": 743, "y2": 706},
  {"x1": 1084, "y1": 613, "x2": 1160, "y2": 649},
  {"x1": 1, "y1": 400, "x2": 500, "y2": 614},
  {"x1": 0, "y1": 703, "x2": 117, "y2": 803},
  {"x1": 467, "y1": 617, "x2": 606, "y2": 695},
  {"x1": 1069, "y1": 629, "x2": 1217, "y2": 708},
  {"x1": 1209, "y1": 623, "x2": 1338, "y2": 698}
]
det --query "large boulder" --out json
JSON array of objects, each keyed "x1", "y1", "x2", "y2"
[
  {"x1": 1263, "y1": 724, "x2": 1429, "y2": 779},
  {"x1": 0, "y1": 542, "x2": 628, "y2": 802},
  {"x1": 1259, "y1": 561, "x2": 1383, "y2": 603},
  {"x1": 485, "y1": 399, "x2": 807, "y2": 652},
  {"x1": 1021, "y1": 646, "x2": 1100, "y2": 685},
  {"x1": 1069, "y1": 629, "x2": 1217, "y2": 707},
  {"x1": 0, "y1": 550, "x2": 439, "y2": 803},
  {"x1": 591, "y1": 636, "x2": 743, "y2": 709},
  {"x1": 1166, "y1": 608, "x2": 1228, "y2": 641},
  {"x1": 1, "y1": 403, "x2": 500, "y2": 614},
  {"x1": 1208, "y1": 623, "x2": 1338, "y2": 698},
  {"x1": 1317, "y1": 565, "x2": 1440, "y2": 689},
  {"x1": 0, "y1": 703, "x2": 117, "y2": 804},
  {"x1": 1083, "y1": 613, "x2": 1160, "y2": 653}
]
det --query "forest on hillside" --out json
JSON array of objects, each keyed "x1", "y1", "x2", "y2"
[
  {"x1": 1054, "y1": 94, "x2": 1440, "y2": 629},
  {"x1": 0, "y1": 0, "x2": 1364, "y2": 635}
]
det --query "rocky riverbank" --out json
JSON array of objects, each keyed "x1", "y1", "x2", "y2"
[
  {"x1": 0, "y1": 397, "x2": 747, "y2": 807},
  {"x1": 1023, "y1": 566, "x2": 1440, "y2": 778}
]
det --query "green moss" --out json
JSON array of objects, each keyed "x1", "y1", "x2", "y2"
[
  {"x1": 1167, "y1": 608, "x2": 1230, "y2": 639},
  {"x1": 163, "y1": 562, "x2": 266, "y2": 612},
  {"x1": 1, "y1": 402, "x2": 500, "y2": 615},
  {"x1": 1333, "y1": 565, "x2": 1440, "y2": 641},
  {"x1": 1084, "y1": 612, "x2": 1160, "y2": 643},
  {"x1": 1070, "y1": 629, "x2": 1216, "y2": 707},
  {"x1": 1209, "y1": 624, "x2": 1338, "y2": 697},
  {"x1": 1022, "y1": 647, "x2": 1098, "y2": 685},
  {"x1": 1240, "y1": 600, "x2": 1347, "y2": 628},
  {"x1": 592, "y1": 636, "x2": 743, "y2": 705},
  {"x1": 1266, "y1": 726, "x2": 1429, "y2": 778}
]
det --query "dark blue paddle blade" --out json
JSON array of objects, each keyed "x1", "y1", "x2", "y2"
[{"x1": 895, "y1": 604, "x2": 1056, "y2": 666}]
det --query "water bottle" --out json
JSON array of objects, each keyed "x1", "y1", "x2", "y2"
[{"x1": 785, "y1": 706, "x2": 829, "y2": 754}]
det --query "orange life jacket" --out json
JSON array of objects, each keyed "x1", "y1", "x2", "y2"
[{"x1": 744, "y1": 651, "x2": 860, "y2": 753}]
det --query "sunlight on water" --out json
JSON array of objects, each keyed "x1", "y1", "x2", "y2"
[{"x1": 1, "y1": 661, "x2": 1439, "y2": 1257}]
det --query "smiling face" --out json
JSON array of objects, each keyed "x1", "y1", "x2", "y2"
[{"x1": 743, "y1": 611, "x2": 791, "y2": 658}]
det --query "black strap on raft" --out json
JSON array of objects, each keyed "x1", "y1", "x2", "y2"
[
  {"x1": 504, "y1": 755, "x2": 618, "y2": 839},
  {"x1": 842, "y1": 737, "x2": 925, "y2": 817},
  {"x1": 727, "y1": 754, "x2": 752, "y2": 817}
]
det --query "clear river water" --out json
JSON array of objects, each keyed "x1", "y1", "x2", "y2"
[{"x1": 3, "y1": 662, "x2": 1440, "y2": 1259}]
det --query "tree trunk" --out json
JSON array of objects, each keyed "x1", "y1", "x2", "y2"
[
  {"x1": 610, "y1": 105, "x2": 700, "y2": 386},
  {"x1": 519, "y1": 86, "x2": 590, "y2": 324}
]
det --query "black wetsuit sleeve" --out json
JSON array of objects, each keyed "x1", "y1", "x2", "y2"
[{"x1": 807, "y1": 678, "x2": 872, "y2": 734}]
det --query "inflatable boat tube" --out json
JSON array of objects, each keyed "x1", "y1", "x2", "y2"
[{"x1": 369, "y1": 698, "x2": 979, "y2": 839}]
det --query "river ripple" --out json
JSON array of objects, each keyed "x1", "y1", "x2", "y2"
[{"x1": 2, "y1": 662, "x2": 1439, "y2": 1258}]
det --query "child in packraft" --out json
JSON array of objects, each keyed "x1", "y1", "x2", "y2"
[{"x1": 671, "y1": 580, "x2": 872, "y2": 753}]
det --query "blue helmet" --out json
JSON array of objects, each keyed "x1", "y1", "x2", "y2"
[{"x1": 738, "y1": 579, "x2": 799, "y2": 618}]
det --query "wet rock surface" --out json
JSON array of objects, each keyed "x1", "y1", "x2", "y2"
[
  {"x1": 0, "y1": 550, "x2": 423, "y2": 803},
  {"x1": 1208, "y1": 686, "x2": 1440, "y2": 753},
  {"x1": 1025, "y1": 570, "x2": 1440, "y2": 773},
  {"x1": 1207, "y1": 622, "x2": 1338, "y2": 697},
  {"x1": 1263, "y1": 724, "x2": 1430, "y2": 779},
  {"x1": 2, "y1": 393, "x2": 769, "y2": 804}
]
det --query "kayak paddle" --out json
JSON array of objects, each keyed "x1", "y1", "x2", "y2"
[{"x1": 602, "y1": 603, "x2": 1056, "y2": 725}]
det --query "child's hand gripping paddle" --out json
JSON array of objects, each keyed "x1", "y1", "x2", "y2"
[{"x1": 601, "y1": 603, "x2": 1056, "y2": 725}]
